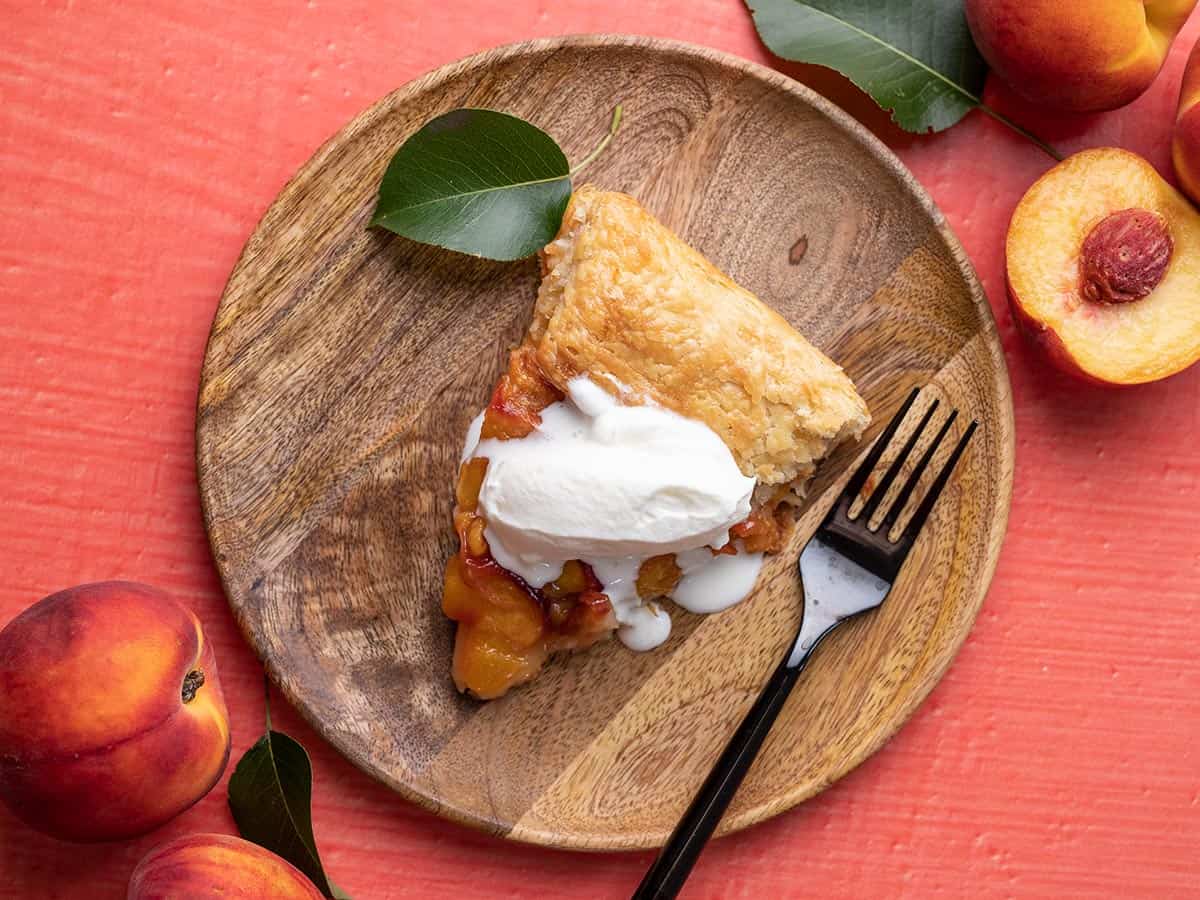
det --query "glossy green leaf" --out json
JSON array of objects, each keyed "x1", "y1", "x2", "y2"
[
  {"x1": 747, "y1": 0, "x2": 987, "y2": 133},
  {"x1": 371, "y1": 108, "x2": 572, "y2": 260},
  {"x1": 228, "y1": 730, "x2": 349, "y2": 899}
]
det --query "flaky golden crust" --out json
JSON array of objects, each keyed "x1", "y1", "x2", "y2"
[{"x1": 530, "y1": 186, "x2": 869, "y2": 488}]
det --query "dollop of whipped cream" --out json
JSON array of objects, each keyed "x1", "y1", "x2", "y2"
[{"x1": 462, "y1": 377, "x2": 763, "y2": 650}]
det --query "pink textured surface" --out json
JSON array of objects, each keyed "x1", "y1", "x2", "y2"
[{"x1": 0, "y1": 2, "x2": 1197, "y2": 897}]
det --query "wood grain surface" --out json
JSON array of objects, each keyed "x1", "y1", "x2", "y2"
[{"x1": 196, "y1": 36, "x2": 1013, "y2": 850}]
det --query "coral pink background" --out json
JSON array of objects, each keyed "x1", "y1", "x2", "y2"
[{"x1": 2, "y1": 2, "x2": 1198, "y2": 897}]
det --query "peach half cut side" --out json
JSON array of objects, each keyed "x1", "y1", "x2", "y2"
[{"x1": 1007, "y1": 148, "x2": 1200, "y2": 385}]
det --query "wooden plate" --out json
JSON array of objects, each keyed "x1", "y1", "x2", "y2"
[{"x1": 197, "y1": 35, "x2": 1013, "y2": 851}]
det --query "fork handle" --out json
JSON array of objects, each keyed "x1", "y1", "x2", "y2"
[{"x1": 631, "y1": 650, "x2": 812, "y2": 900}]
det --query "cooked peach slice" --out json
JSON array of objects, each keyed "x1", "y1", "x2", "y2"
[
  {"x1": 451, "y1": 623, "x2": 546, "y2": 701},
  {"x1": 636, "y1": 554, "x2": 682, "y2": 600},
  {"x1": 1007, "y1": 148, "x2": 1200, "y2": 385},
  {"x1": 480, "y1": 345, "x2": 563, "y2": 440}
]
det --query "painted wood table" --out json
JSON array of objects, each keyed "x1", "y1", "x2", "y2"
[{"x1": 1, "y1": 2, "x2": 1197, "y2": 897}]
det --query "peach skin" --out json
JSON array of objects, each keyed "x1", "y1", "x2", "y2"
[
  {"x1": 966, "y1": 0, "x2": 1197, "y2": 112},
  {"x1": 1007, "y1": 148, "x2": 1200, "y2": 385},
  {"x1": 128, "y1": 834, "x2": 325, "y2": 900},
  {"x1": 1173, "y1": 37, "x2": 1200, "y2": 202},
  {"x1": 0, "y1": 582, "x2": 230, "y2": 842}
]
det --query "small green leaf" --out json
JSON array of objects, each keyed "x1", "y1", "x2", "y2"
[
  {"x1": 372, "y1": 108, "x2": 572, "y2": 261},
  {"x1": 747, "y1": 0, "x2": 987, "y2": 133},
  {"x1": 228, "y1": 730, "x2": 348, "y2": 899}
]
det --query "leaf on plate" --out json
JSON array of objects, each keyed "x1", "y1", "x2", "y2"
[
  {"x1": 228, "y1": 729, "x2": 349, "y2": 899},
  {"x1": 746, "y1": 0, "x2": 987, "y2": 133},
  {"x1": 371, "y1": 108, "x2": 573, "y2": 261}
]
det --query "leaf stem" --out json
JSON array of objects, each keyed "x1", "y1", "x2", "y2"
[
  {"x1": 569, "y1": 104, "x2": 624, "y2": 177},
  {"x1": 263, "y1": 673, "x2": 273, "y2": 732},
  {"x1": 976, "y1": 103, "x2": 1062, "y2": 162}
]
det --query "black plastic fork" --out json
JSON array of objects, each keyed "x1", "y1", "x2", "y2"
[{"x1": 633, "y1": 388, "x2": 978, "y2": 900}]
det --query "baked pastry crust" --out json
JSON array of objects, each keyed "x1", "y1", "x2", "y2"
[{"x1": 531, "y1": 185, "x2": 870, "y2": 488}]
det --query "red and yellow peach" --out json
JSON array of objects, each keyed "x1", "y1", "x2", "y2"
[
  {"x1": 966, "y1": 0, "x2": 1196, "y2": 112},
  {"x1": 128, "y1": 833, "x2": 325, "y2": 899},
  {"x1": 0, "y1": 581, "x2": 230, "y2": 842},
  {"x1": 1173, "y1": 37, "x2": 1200, "y2": 203}
]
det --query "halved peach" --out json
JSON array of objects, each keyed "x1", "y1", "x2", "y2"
[{"x1": 1007, "y1": 148, "x2": 1200, "y2": 385}]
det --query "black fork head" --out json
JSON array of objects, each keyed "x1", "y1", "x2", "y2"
[{"x1": 817, "y1": 388, "x2": 978, "y2": 582}]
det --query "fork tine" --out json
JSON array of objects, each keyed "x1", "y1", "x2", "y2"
[
  {"x1": 841, "y1": 387, "x2": 919, "y2": 505},
  {"x1": 898, "y1": 419, "x2": 978, "y2": 544},
  {"x1": 882, "y1": 409, "x2": 958, "y2": 532},
  {"x1": 859, "y1": 398, "x2": 939, "y2": 525}
]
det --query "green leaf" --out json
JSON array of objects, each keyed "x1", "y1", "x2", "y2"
[
  {"x1": 746, "y1": 0, "x2": 987, "y2": 133},
  {"x1": 371, "y1": 108, "x2": 572, "y2": 261},
  {"x1": 228, "y1": 730, "x2": 349, "y2": 899}
]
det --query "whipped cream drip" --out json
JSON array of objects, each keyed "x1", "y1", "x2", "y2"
[{"x1": 462, "y1": 377, "x2": 765, "y2": 650}]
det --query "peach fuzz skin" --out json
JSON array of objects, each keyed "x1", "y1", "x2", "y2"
[
  {"x1": 0, "y1": 582, "x2": 230, "y2": 842},
  {"x1": 1006, "y1": 148, "x2": 1200, "y2": 386},
  {"x1": 128, "y1": 833, "x2": 325, "y2": 900},
  {"x1": 966, "y1": 0, "x2": 1197, "y2": 112},
  {"x1": 1174, "y1": 38, "x2": 1200, "y2": 203}
]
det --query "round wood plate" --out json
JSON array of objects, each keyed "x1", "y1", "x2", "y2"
[{"x1": 197, "y1": 35, "x2": 1014, "y2": 851}]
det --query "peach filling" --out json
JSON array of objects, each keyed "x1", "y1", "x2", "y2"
[{"x1": 443, "y1": 346, "x2": 790, "y2": 699}]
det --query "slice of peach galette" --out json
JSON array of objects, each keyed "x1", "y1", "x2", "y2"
[{"x1": 443, "y1": 186, "x2": 870, "y2": 699}]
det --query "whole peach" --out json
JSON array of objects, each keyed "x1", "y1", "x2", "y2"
[
  {"x1": 1174, "y1": 38, "x2": 1200, "y2": 203},
  {"x1": 128, "y1": 834, "x2": 324, "y2": 900},
  {"x1": 0, "y1": 582, "x2": 230, "y2": 841},
  {"x1": 966, "y1": 0, "x2": 1196, "y2": 112}
]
